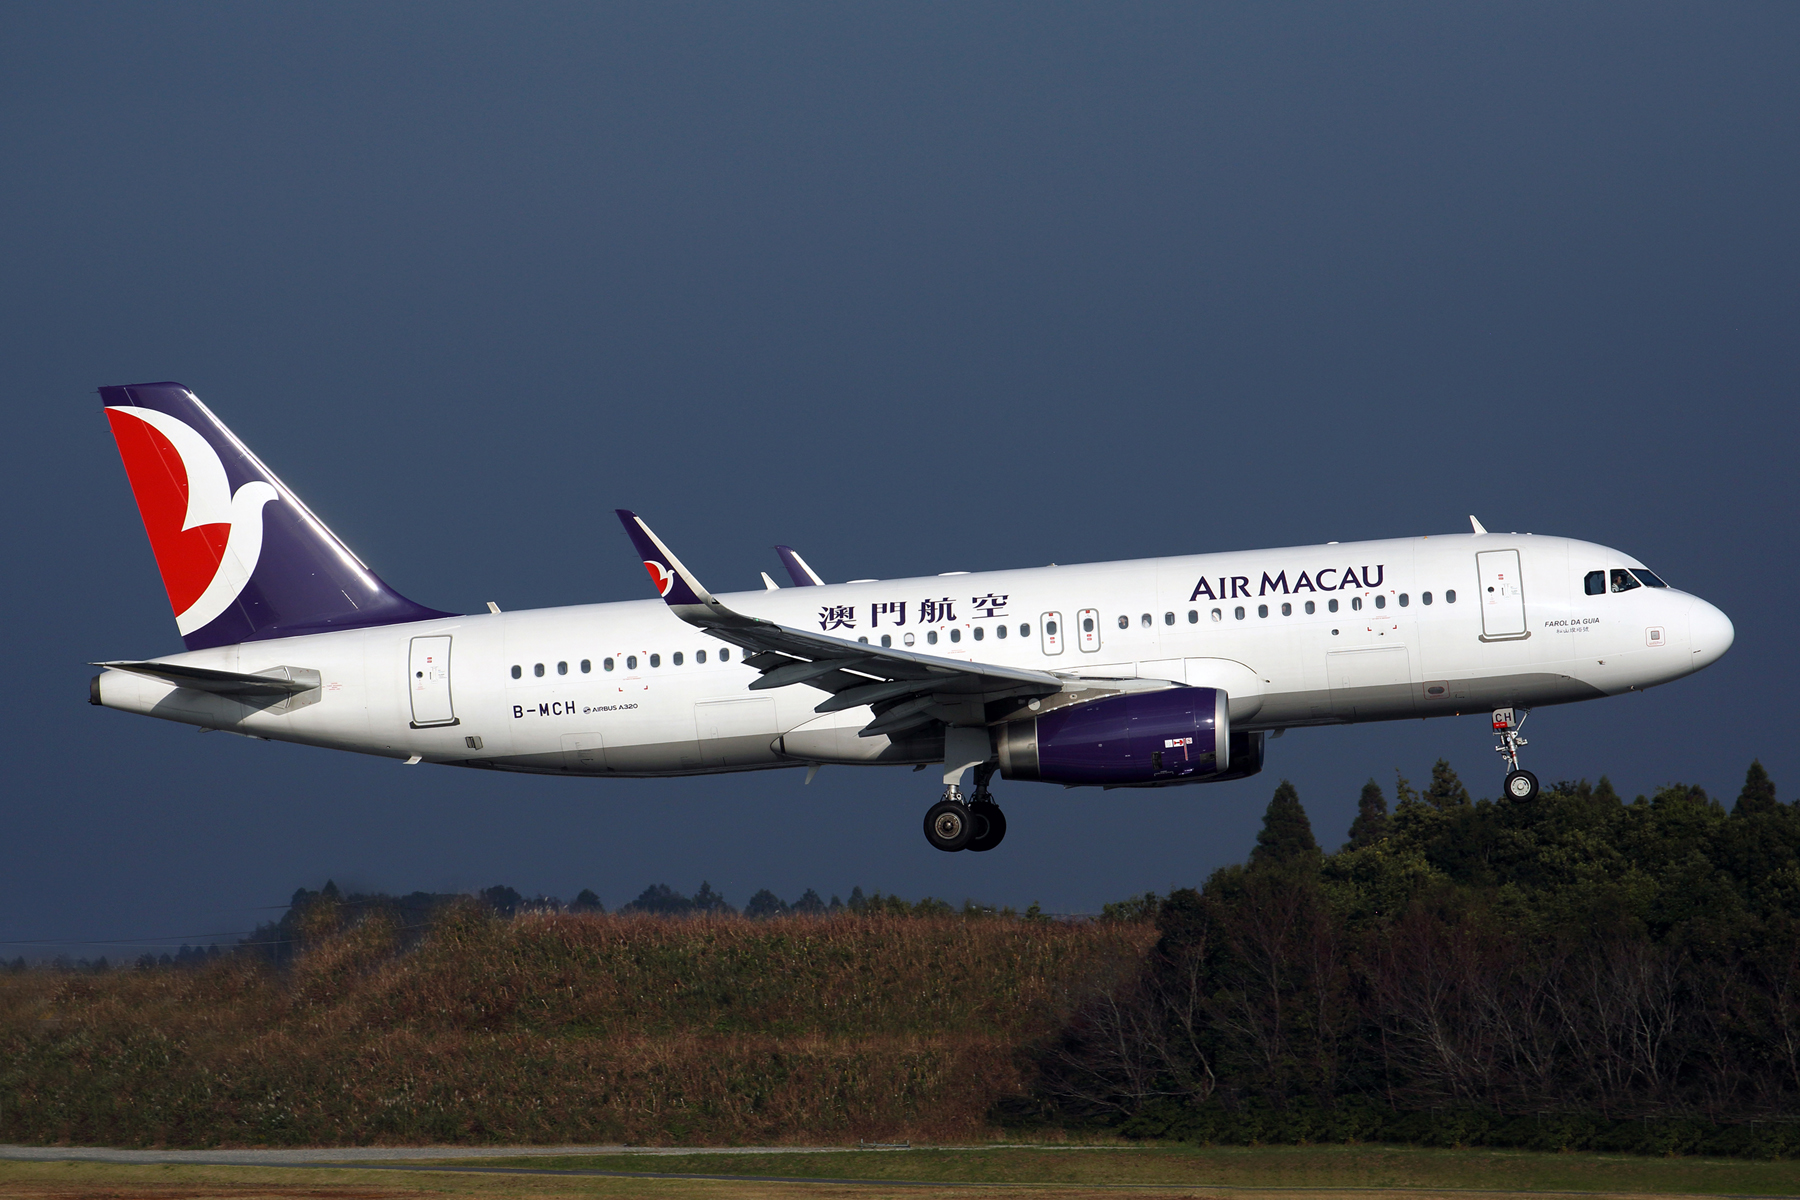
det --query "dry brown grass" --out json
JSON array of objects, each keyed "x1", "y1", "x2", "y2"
[{"x1": 0, "y1": 912, "x2": 1153, "y2": 1148}]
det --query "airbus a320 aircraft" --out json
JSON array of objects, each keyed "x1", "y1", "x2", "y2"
[{"x1": 91, "y1": 383, "x2": 1735, "y2": 852}]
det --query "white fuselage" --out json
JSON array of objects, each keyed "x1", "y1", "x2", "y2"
[{"x1": 94, "y1": 533, "x2": 1733, "y2": 780}]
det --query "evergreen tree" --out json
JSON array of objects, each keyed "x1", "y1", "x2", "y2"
[
  {"x1": 621, "y1": 884, "x2": 692, "y2": 915},
  {"x1": 744, "y1": 889, "x2": 788, "y2": 919},
  {"x1": 828, "y1": 894, "x2": 844, "y2": 914},
  {"x1": 691, "y1": 881, "x2": 735, "y2": 914},
  {"x1": 1250, "y1": 780, "x2": 1320, "y2": 870},
  {"x1": 1427, "y1": 759, "x2": 1471, "y2": 809},
  {"x1": 847, "y1": 886, "x2": 868, "y2": 914},
  {"x1": 792, "y1": 888, "x2": 826, "y2": 915},
  {"x1": 480, "y1": 885, "x2": 523, "y2": 916},
  {"x1": 1736, "y1": 760, "x2": 1779, "y2": 817},
  {"x1": 570, "y1": 888, "x2": 604, "y2": 913},
  {"x1": 1346, "y1": 778, "x2": 1390, "y2": 849}
]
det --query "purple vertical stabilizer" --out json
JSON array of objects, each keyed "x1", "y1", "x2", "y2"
[{"x1": 102, "y1": 382, "x2": 454, "y2": 651}]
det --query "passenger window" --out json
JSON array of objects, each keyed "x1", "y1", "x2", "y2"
[
  {"x1": 534, "y1": 663, "x2": 545, "y2": 677},
  {"x1": 996, "y1": 624, "x2": 1008, "y2": 639},
  {"x1": 1188, "y1": 610, "x2": 1198, "y2": 623},
  {"x1": 696, "y1": 650, "x2": 706, "y2": 663},
  {"x1": 720, "y1": 648, "x2": 730, "y2": 661},
  {"x1": 580, "y1": 659, "x2": 591, "y2": 673},
  {"x1": 1611, "y1": 569, "x2": 1640, "y2": 593},
  {"x1": 973, "y1": 626, "x2": 984, "y2": 641},
  {"x1": 1234, "y1": 606, "x2": 1245, "y2": 620},
  {"x1": 626, "y1": 655, "x2": 638, "y2": 670},
  {"x1": 1211, "y1": 608, "x2": 1222, "y2": 622},
  {"x1": 1398, "y1": 594, "x2": 1408, "y2": 607},
  {"x1": 1445, "y1": 590, "x2": 1456, "y2": 603},
  {"x1": 510, "y1": 665, "x2": 521, "y2": 679},
  {"x1": 604, "y1": 657, "x2": 615, "y2": 671},
  {"x1": 928, "y1": 631, "x2": 939, "y2": 644},
  {"x1": 1116, "y1": 614, "x2": 1128, "y2": 630},
  {"x1": 1304, "y1": 601, "x2": 1315, "y2": 614},
  {"x1": 1164, "y1": 612, "x2": 1175, "y2": 625},
  {"x1": 1584, "y1": 571, "x2": 1606, "y2": 596},
  {"x1": 1351, "y1": 597, "x2": 1363, "y2": 611},
  {"x1": 1374, "y1": 595, "x2": 1386, "y2": 610},
  {"x1": 950, "y1": 628, "x2": 961, "y2": 643},
  {"x1": 1281, "y1": 602, "x2": 1292, "y2": 616},
  {"x1": 1019, "y1": 624, "x2": 1030, "y2": 637},
  {"x1": 673, "y1": 652, "x2": 683, "y2": 665},
  {"x1": 1632, "y1": 569, "x2": 1668, "y2": 588},
  {"x1": 1257, "y1": 604, "x2": 1268, "y2": 618},
  {"x1": 904, "y1": 633, "x2": 916, "y2": 646},
  {"x1": 858, "y1": 636, "x2": 869, "y2": 644},
  {"x1": 650, "y1": 654, "x2": 661, "y2": 667},
  {"x1": 1328, "y1": 599, "x2": 1339, "y2": 613},
  {"x1": 881, "y1": 634, "x2": 892, "y2": 647},
  {"x1": 558, "y1": 661, "x2": 568, "y2": 675},
  {"x1": 1422, "y1": 592, "x2": 1433, "y2": 605},
  {"x1": 1140, "y1": 613, "x2": 1152, "y2": 628}
]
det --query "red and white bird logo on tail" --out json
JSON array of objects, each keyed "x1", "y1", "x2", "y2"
[
  {"x1": 105, "y1": 406, "x2": 278, "y2": 635},
  {"x1": 643, "y1": 560, "x2": 675, "y2": 597}
]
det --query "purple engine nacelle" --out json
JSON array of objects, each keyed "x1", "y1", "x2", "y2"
[{"x1": 995, "y1": 687, "x2": 1261, "y2": 787}]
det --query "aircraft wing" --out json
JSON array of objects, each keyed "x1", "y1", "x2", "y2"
[{"x1": 617, "y1": 511, "x2": 1064, "y2": 736}]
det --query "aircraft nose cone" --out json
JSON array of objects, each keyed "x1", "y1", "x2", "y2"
[{"x1": 1688, "y1": 597, "x2": 1734, "y2": 671}]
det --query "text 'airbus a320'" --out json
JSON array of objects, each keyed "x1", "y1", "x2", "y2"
[{"x1": 91, "y1": 383, "x2": 1734, "y2": 851}]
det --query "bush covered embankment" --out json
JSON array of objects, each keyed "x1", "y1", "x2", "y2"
[{"x1": 0, "y1": 909, "x2": 1152, "y2": 1147}]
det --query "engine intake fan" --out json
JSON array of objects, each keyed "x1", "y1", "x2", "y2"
[{"x1": 995, "y1": 686, "x2": 1238, "y2": 787}]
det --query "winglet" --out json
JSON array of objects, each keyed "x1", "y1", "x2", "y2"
[
  {"x1": 1469, "y1": 515, "x2": 1488, "y2": 536},
  {"x1": 615, "y1": 510, "x2": 725, "y2": 613},
  {"x1": 774, "y1": 545, "x2": 824, "y2": 586}
]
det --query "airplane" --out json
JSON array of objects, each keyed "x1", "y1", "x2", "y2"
[{"x1": 90, "y1": 383, "x2": 1735, "y2": 852}]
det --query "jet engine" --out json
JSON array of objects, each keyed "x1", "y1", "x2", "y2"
[{"x1": 994, "y1": 686, "x2": 1262, "y2": 787}]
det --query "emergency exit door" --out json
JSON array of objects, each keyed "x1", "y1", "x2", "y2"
[
  {"x1": 1475, "y1": 550, "x2": 1528, "y2": 639},
  {"x1": 408, "y1": 635, "x2": 458, "y2": 727}
]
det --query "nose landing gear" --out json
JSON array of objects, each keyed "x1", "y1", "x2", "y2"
[
  {"x1": 923, "y1": 762, "x2": 1007, "y2": 852},
  {"x1": 1493, "y1": 708, "x2": 1539, "y2": 801}
]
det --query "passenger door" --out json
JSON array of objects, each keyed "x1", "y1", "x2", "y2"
[{"x1": 1476, "y1": 550, "x2": 1528, "y2": 639}]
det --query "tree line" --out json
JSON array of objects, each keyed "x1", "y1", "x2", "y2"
[{"x1": 1021, "y1": 759, "x2": 1800, "y2": 1154}]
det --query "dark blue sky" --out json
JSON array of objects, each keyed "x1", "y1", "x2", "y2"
[{"x1": 4, "y1": 4, "x2": 1795, "y2": 954}]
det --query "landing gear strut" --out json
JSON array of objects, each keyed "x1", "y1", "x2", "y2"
[
  {"x1": 1493, "y1": 708, "x2": 1540, "y2": 801},
  {"x1": 966, "y1": 763, "x2": 1006, "y2": 853},
  {"x1": 923, "y1": 763, "x2": 1008, "y2": 853}
]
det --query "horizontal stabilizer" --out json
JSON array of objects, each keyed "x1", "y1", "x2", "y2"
[{"x1": 94, "y1": 660, "x2": 319, "y2": 698}]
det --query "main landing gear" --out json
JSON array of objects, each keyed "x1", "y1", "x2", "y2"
[
  {"x1": 1493, "y1": 708, "x2": 1540, "y2": 802},
  {"x1": 923, "y1": 763, "x2": 1007, "y2": 853}
]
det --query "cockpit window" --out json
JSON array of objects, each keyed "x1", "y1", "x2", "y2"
[
  {"x1": 1584, "y1": 571, "x2": 1605, "y2": 596},
  {"x1": 1610, "y1": 568, "x2": 1641, "y2": 593},
  {"x1": 1631, "y1": 569, "x2": 1668, "y2": 588}
]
